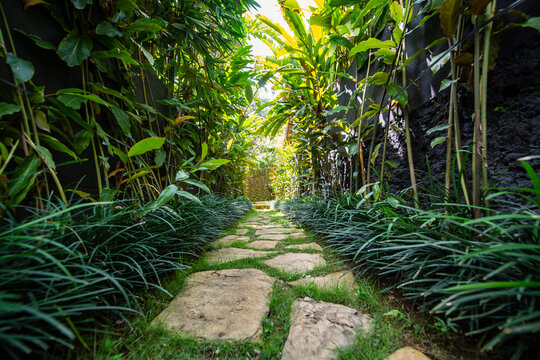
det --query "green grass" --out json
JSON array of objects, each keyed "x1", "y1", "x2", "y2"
[{"x1": 61, "y1": 207, "x2": 477, "y2": 360}]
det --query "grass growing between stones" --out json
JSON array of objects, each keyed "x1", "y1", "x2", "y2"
[{"x1": 68, "y1": 209, "x2": 468, "y2": 359}]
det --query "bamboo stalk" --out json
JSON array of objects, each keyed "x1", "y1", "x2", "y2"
[
  {"x1": 480, "y1": 1, "x2": 497, "y2": 208},
  {"x1": 472, "y1": 17, "x2": 482, "y2": 219}
]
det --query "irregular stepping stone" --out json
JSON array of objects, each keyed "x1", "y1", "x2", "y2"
[
  {"x1": 234, "y1": 228, "x2": 249, "y2": 235},
  {"x1": 289, "y1": 271, "x2": 357, "y2": 293},
  {"x1": 286, "y1": 243, "x2": 322, "y2": 251},
  {"x1": 153, "y1": 269, "x2": 274, "y2": 340},
  {"x1": 255, "y1": 228, "x2": 295, "y2": 236},
  {"x1": 206, "y1": 248, "x2": 271, "y2": 264},
  {"x1": 282, "y1": 298, "x2": 372, "y2": 360},
  {"x1": 248, "y1": 240, "x2": 278, "y2": 250},
  {"x1": 385, "y1": 347, "x2": 431, "y2": 360},
  {"x1": 264, "y1": 253, "x2": 325, "y2": 273},
  {"x1": 214, "y1": 235, "x2": 250, "y2": 246},
  {"x1": 258, "y1": 233, "x2": 289, "y2": 241}
]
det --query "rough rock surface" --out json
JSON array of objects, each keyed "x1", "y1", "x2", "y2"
[
  {"x1": 234, "y1": 228, "x2": 249, "y2": 235},
  {"x1": 206, "y1": 248, "x2": 271, "y2": 264},
  {"x1": 214, "y1": 235, "x2": 250, "y2": 246},
  {"x1": 255, "y1": 228, "x2": 295, "y2": 236},
  {"x1": 264, "y1": 253, "x2": 325, "y2": 273},
  {"x1": 281, "y1": 298, "x2": 372, "y2": 360},
  {"x1": 385, "y1": 347, "x2": 431, "y2": 360},
  {"x1": 153, "y1": 269, "x2": 274, "y2": 340},
  {"x1": 290, "y1": 271, "x2": 357, "y2": 293},
  {"x1": 257, "y1": 233, "x2": 289, "y2": 241},
  {"x1": 248, "y1": 240, "x2": 278, "y2": 250},
  {"x1": 286, "y1": 243, "x2": 322, "y2": 251}
]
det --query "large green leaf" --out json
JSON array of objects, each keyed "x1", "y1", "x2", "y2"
[
  {"x1": 0, "y1": 102, "x2": 21, "y2": 119},
  {"x1": 110, "y1": 106, "x2": 130, "y2": 135},
  {"x1": 193, "y1": 159, "x2": 230, "y2": 171},
  {"x1": 58, "y1": 30, "x2": 93, "y2": 67},
  {"x1": 96, "y1": 22, "x2": 122, "y2": 37},
  {"x1": 36, "y1": 145, "x2": 56, "y2": 169},
  {"x1": 6, "y1": 53, "x2": 34, "y2": 83},
  {"x1": 71, "y1": 0, "x2": 92, "y2": 9},
  {"x1": 522, "y1": 17, "x2": 540, "y2": 31},
  {"x1": 386, "y1": 83, "x2": 408, "y2": 106},
  {"x1": 73, "y1": 129, "x2": 93, "y2": 154},
  {"x1": 350, "y1": 39, "x2": 395, "y2": 57},
  {"x1": 127, "y1": 137, "x2": 166, "y2": 157},
  {"x1": 8, "y1": 155, "x2": 41, "y2": 198},
  {"x1": 38, "y1": 133, "x2": 77, "y2": 159},
  {"x1": 155, "y1": 184, "x2": 178, "y2": 207}
]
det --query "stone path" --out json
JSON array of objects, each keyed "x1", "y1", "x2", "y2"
[{"x1": 153, "y1": 209, "x2": 431, "y2": 359}]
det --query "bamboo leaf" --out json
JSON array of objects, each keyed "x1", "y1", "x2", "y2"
[
  {"x1": 430, "y1": 136, "x2": 447, "y2": 148},
  {"x1": 193, "y1": 159, "x2": 230, "y2": 171},
  {"x1": 176, "y1": 190, "x2": 202, "y2": 204},
  {"x1": 39, "y1": 133, "x2": 77, "y2": 159},
  {"x1": 127, "y1": 137, "x2": 166, "y2": 157},
  {"x1": 183, "y1": 179, "x2": 211, "y2": 194},
  {"x1": 36, "y1": 145, "x2": 56, "y2": 169},
  {"x1": 111, "y1": 106, "x2": 131, "y2": 135},
  {"x1": 8, "y1": 155, "x2": 40, "y2": 198},
  {"x1": 175, "y1": 170, "x2": 189, "y2": 181},
  {"x1": 426, "y1": 123, "x2": 451, "y2": 136}
]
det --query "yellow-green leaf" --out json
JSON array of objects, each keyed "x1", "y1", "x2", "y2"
[
  {"x1": 440, "y1": 0, "x2": 462, "y2": 38},
  {"x1": 127, "y1": 137, "x2": 166, "y2": 157}
]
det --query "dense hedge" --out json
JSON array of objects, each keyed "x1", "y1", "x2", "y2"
[{"x1": 0, "y1": 195, "x2": 250, "y2": 358}]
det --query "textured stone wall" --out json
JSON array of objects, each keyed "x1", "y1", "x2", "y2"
[{"x1": 244, "y1": 168, "x2": 274, "y2": 201}]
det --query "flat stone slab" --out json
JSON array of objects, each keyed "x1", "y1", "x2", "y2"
[
  {"x1": 257, "y1": 233, "x2": 289, "y2": 241},
  {"x1": 289, "y1": 271, "x2": 357, "y2": 293},
  {"x1": 213, "y1": 235, "x2": 250, "y2": 246},
  {"x1": 282, "y1": 298, "x2": 372, "y2": 360},
  {"x1": 255, "y1": 228, "x2": 295, "y2": 236},
  {"x1": 385, "y1": 347, "x2": 431, "y2": 360},
  {"x1": 153, "y1": 269, "x2": 274, "y2": 340},
  {"x1": 286, "y1": 243, "x2": 322, "y2": 251},
  {"x1": 234, "y1": 228, "x2": 249, "y2": 235},
  {"x1": 264, "y1": 253, "x2": 325, "y2": 273},
  {"x1": 206, "y1": 248, "x2": 271, "y2": 264},
  {"x1": 248, "y1": 240, "x2": 278, "y2": 250}
]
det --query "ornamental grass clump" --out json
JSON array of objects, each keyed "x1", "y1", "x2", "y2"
[
  {"x1": 277, "y1": 170, "x2": 539, "y2": 358},
  {"x1": 0, "y1": 195, "x2": 250, "y2": 358}
]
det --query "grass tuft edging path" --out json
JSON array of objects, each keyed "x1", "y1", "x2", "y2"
[{"x1": 78, "y1": 209, "x2": 464, "y2": 360}]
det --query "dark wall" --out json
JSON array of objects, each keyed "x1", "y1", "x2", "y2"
[{"x1": 331, "y1": 1, "x2": 540, "y2": 196}]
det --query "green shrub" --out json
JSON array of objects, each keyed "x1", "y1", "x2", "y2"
[
  {"x1": 277, "y1": 180, "x2": 539, "y2": 359},
  {"x1": 0, "y1": 195, "x2": 250, "y2": 358}
]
